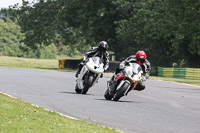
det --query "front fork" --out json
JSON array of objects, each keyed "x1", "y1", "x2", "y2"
[
  {"x1": 91, "y1": 73, "x2": 101, "y2": 87},
  {"x1": 116, "y1": 80, "x2": 131, "y2": 96}
]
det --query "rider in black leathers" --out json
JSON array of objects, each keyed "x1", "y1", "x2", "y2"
[
  {"x1": 75, "y1": 41, "x2": 109, "y2": 77},
  {"x1": 109, "y1": 50, "x2": 151, "y2": 91}
]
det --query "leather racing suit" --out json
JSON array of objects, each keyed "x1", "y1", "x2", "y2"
[{"x1": 76, "y1": 47, "x2": 109, "y2": 77}]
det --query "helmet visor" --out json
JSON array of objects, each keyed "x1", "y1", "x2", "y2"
[
  {"x1": 137, "y1": 58, "x2": 145, "y2": 63},
  {"x1": 99, "y1": 46, "x2": 107, "y2": 51}
]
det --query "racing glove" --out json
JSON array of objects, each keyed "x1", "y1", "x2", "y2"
[
  {"x1": 119, "y1": 61, "x2": 125, "y2": 69},
  {"x1": 83, "y1": 56, "x2": 87, "y2": 62},
  {"x1": 141, "y1": 75, "x2": 146, "y2": 82}
]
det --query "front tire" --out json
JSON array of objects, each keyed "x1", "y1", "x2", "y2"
[
  {"x1": 81, "y1": 75, "x2": 93, "y2": 94},
  {"x1": 113, "y1": 82, "x2": 130, "y2": 101}
]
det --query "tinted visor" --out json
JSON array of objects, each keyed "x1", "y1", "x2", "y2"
[
  {"x1": 99, "y1": 46, "x2": 107, "y2": 51},
  {"x1": 137, "y1": 58, "x2": 145, "y2": 63}
]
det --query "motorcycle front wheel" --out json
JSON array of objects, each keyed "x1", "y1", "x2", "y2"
[
  {"x1": 113, "y1": 82, "x2": 129, "y2": 101},
  {"x1": 81, "y1": 75, "x2": 93, "y2": 94}
]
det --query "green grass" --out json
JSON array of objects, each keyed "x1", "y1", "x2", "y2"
[
  {"x1": 0, "y1": 56, "x2": 72, "y2": 71},
  {"x1": 150, "y1": 76, "x2": 200, "y2": 86},
  {"x1": 0, "y1": 93, "x2": 119, "y2": 133},
  {"x1": 0, "y1": 56, "x2": 58, "y2": 69}
]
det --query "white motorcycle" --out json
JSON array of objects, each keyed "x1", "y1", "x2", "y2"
[{"x1": 75, "y1": 56, "x2": 104, "y2": 94}]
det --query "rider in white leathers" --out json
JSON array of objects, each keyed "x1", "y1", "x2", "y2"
[{"x1": 75, "y1": 41, "x2": 109, "y2": 77}]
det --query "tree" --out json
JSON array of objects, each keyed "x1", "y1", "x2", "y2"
[
  {"x1": 114, "y1": 0, "x2": 200, "y2": 67},
  {"x1": 0, "y1": 19, "x2": 24, "y2": 57},
  {"x1": 2, "y1": 0, "x2": 200, "y2": 67}
]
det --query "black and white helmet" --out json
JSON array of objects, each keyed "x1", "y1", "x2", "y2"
[{"x1": 98, "y1": 41, "x2": 108, "y2": 51}]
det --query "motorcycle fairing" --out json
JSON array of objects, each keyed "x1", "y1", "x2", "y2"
[
  {"x1": 77, "y1": 65, "x2": 88, "y2": 89},
  {"x1": 86, "y1": 58, "x2": 104, "y2": 74},
  {"x1": 96, "y1": 66, "x2": 104, "y2": 71},
  {"x1": 114, "y1": 73, "x2": 125, "y2": 81},
  {"x1": 114, "y1": 73, "x2": 138, "y2": 92},
  {"x1": 131, "y1": 83, "x2": 137, "y2": 90}
]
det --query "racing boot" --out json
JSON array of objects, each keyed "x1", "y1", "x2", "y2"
[
  {"x1": 75, "y1": 63, "x2": 84, "y2": 77},
  {"x1": 75, "y1": 70, "x2": 80, "y2": 77},
  {"x1": 107, "y1": 73, "x2": 115, "y2": 85}
]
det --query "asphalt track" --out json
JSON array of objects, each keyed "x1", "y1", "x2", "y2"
[{"x1": 0, "y1": 67, "x2": 200, "y2": 133}]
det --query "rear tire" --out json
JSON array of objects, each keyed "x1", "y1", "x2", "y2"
[
  {"x1": 75, "y1": 84, "x2": 81, "y2": 94},
  {"x1": 81, "y1": 75, "x2": 93, "y2": 94},
  {"x1": 104, "y1": 89, "x2": 113, "y2": 100},
  {"x1": 113, "y1": 82, "x2": 129, "y2": 101}
]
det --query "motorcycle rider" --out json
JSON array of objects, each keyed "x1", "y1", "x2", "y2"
[
  {"x1": 75, "y1": 41, "x2": 109, "y2": 77},
  {"x1": 109, "y1": 50, "x2": 151, "y2": 91}
]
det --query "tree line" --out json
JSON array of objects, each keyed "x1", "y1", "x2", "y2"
[{"x1": 1, "y1": 0, "x2": 200, "y2": 69}]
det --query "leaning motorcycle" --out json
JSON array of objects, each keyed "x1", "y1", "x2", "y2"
[
  {"x1": 104, "y1": 63, "x2": 143, "y2": 101},
  {"x1": 75, "y1": 56, "x2": 104, "y2": 94}
]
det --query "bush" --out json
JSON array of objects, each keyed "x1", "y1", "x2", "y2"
[{"x1": 39, "y1": 44, "x2": 57, "y2": 59}]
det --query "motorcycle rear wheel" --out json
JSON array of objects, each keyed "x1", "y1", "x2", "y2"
[
  {"x1": 113, "y1": 82, "x2": 129, "y2": 101},
  {"x1": 75, "y1": 84, "x2": 81, "y2": 94},
  {"x1": 104, "y1": 89, "x2": 113, "y2": 100}
]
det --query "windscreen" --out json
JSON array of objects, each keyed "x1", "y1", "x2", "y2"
[
  {"x1": 131, "y1": 63, "x2": 142, "y2": 74},
  {"x1": 92, "y1": 57, "x2": 101, "y2": 65}
]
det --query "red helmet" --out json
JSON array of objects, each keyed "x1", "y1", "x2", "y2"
[{"x1": 136, "y1": 51, "x2": 146, "y2": 65}]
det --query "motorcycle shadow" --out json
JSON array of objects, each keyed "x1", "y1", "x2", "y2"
[
  {"x1": 60, "y1": 91, "x2": 95, "y2": 95},
  {"x1": 94, "y1": 98, "x2": 142, "y2": 103}
]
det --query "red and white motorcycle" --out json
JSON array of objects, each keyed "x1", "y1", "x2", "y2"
[{"x1": 104, "y1": 63, "x2": 143, "y2": 101}]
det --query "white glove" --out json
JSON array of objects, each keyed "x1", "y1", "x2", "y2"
[
  {"x1": 104, "y1": 65, "x2": 108, "y2": 71},
  {"x1": 141, "y1": 76, "x2": 146, "y2": 82},
  {"x1": 83, "y1": 56, "x2": 87, "y2": 62},
  {"x1": 119, "y1": 61, "x2": 125, "y2": 69}
]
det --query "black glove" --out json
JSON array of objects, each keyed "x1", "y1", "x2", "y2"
[{"x1": 125, "y1": 61, "x2": 130, "y2": 66}]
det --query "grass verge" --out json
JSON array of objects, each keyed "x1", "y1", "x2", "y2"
[
  {"x1": 150, "y1": 76, "x2": 200, "y2": 86},
  {"x1": 0, "y1": 56, "x2": 58, "y2": 68},
  {"x1": 0, "y1": 56, "x2": 72, "y2": 71},
  {"x1": 0, "y1": 93, "x2": 119, "y2": 133}
]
